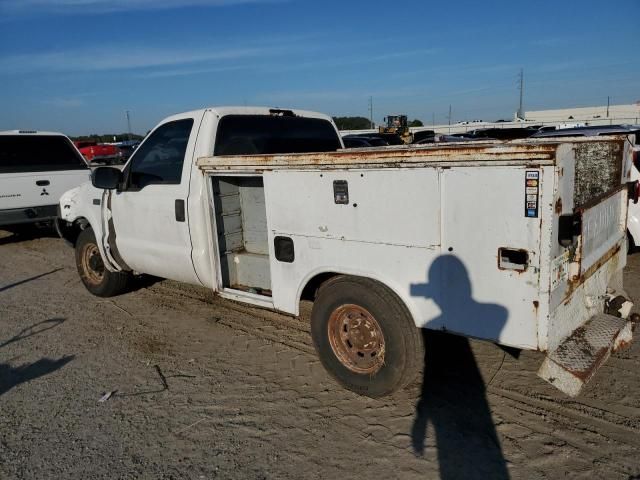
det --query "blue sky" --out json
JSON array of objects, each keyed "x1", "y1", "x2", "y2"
[{"x1": 0, "y1": 0, "x2": 638, "y2": 135}]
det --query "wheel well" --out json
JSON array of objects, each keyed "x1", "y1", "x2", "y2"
[
  {"x1": 300, "y1": 272, "x2": 417, "y2": 325},
  {"x1": 57, "y1": 217, "x2": 89, "y2": 246},
  {"x1": 300, "y1": 272, "x2": 340, "y2": 301},
  {"x1": 300, "y1": 271, "x2": 409, "y2": 307}
]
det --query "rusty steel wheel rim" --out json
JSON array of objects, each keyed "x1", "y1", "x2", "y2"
[
  {"x1": 82, "y1": 243, "x2": 104, "y2": 286},
  {"x1": 327, "y1": 304, "x2": 386, "y2": 375}
]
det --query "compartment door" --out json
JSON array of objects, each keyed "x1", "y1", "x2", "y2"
[{"x1": 439, "y1": 167, "x2": 541, "y2": 348}]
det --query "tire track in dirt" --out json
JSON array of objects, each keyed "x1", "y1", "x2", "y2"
[
  {"x1": 14, "y1": 234, "x2": 639, "y2": 477},
  {"x1": 494, "y1": 398, "x2": 636, "y2": 476},
  {"x1": 489, "y1": 386, "x2": 640, "y2": 444},
  {"x1": 142, "y1": 278, "x2": 640, "y2": 467},
  {"x1": 4, "y1": 233, "x2": 640, "y2": 479}
]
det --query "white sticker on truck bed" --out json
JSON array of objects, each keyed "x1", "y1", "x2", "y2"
[
  {"x1": 525, "y1": 170, "x2": 539, "y2": 218},
  {"x1": 551, "y1": 250, "x2": 570, "y2": 290}
]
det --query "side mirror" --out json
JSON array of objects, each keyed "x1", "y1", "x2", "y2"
[{"x1": 92, "y1": 166, "x2": 122, "y2": 190}]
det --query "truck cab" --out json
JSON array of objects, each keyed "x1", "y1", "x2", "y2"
[{"x1": 58, "y1": 106, "x2": 343, "y2": 287}]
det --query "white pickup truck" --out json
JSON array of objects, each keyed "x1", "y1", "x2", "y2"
[
  {"x1": 0, "y1": 131, "x2": 89, "y2": 229},
  {"x1": 58, "y1": 106, "x2": 638, "y2": 398}
]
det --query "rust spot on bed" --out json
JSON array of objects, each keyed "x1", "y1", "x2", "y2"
[{"x1": 555, "y1": 197, "x2": 563, "y2": 214}]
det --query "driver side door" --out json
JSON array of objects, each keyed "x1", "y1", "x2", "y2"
[{"x1": 108, "y1": 114, "x2": 202, "y2": 284}]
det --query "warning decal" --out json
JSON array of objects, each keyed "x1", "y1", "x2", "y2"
[{"x1": 525, "y1": 170, "x2": 539, "y2": 218}]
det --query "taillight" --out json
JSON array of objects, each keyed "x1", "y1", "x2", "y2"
[{"x1": 627, "y1": 180, "x2": 640, "y2": 204}]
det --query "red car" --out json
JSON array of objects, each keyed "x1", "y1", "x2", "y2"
[{"x1": 74, "y1": 141, "x2": 122, "y2": 164}]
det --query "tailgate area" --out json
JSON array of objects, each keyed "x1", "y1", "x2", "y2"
[{"x1": 539, "y1": 138, "x2": 635, "y2": 395}]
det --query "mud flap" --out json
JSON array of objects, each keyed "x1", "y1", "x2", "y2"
[{"x1": 538, "y1": 312, "x2": 635, "y2": 396}]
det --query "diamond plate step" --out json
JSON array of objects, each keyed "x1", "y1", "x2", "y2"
[{"x1": 538, "y1": 313, "x2": 634, "y2": 397}]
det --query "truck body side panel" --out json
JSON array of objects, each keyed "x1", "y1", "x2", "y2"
[
  {"x1": 264, "y1": 167, "x2": 441, "y2": 325},
  {"x1": 264, "y1": 166, "x2": 542, "y2": 349},
  {"x1": 439, "y1": 167, "x2": 541, "y2": 348}
]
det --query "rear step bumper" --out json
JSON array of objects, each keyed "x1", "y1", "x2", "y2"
[
  {"x1": 538, "y1": 307, "x2": 637, "y2": 396},
  {"x1": 0, "y1": 204, "x2": 59, "y2": 226}
]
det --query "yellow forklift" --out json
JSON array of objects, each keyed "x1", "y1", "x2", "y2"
[{"x1": 379, "y1": 114, "x2": 412, "y2": 143}]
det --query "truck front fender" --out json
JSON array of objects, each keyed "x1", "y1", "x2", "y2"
[{"x1": 58, "y1": 185, "x2": 123, "y2": 272}]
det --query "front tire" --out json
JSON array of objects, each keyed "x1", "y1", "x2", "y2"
[
  {"x1": 75, "y1": 228, "x2": 131, "y2": 297},
  {"x1": 311, "y1": 276, "x2": 423, "y2": 398}
]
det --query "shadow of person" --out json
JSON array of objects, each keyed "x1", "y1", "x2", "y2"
[
  {"x1": 0, "y1": 318, "x2": 66, "y2": 349},
  {"x1": 410, "y1": 255, "x2": 510, "y2": 480},
  {"x1": 0, "y1": 355, "x2": 75, "y2": 397},
  {"x1": 0, "y1": 269, "x2": 63, "y2": 293}
]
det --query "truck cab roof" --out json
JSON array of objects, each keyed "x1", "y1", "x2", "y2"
[
  {"x1": 165, "y1": 106, "x2": 335, "y2": 123},
  {"x1": 0, "y1": 130, "x2": 67, "y2": 136}
]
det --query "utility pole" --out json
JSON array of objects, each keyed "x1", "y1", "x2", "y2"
[
  {"x1": 432, "y1": 112, "x2": 435, "y2": 126},
  {"x1": 517, "y1": 68, "x2": 524, "y2": 120},
  {"x1": 606, "y1": 96, "x2": 610, "y2": 118},
  {"x1": 125, "y1": 110, "x2": 132, "y2": 141},
  {"x1": 368, "y1": 96, "x2": 374, "y2": 129}
]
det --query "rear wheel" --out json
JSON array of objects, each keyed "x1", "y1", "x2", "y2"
[
  {"x1": 311, "y1": 276, "x2": 423, "y2": 398},
  {"x1": 75, "y1": 228, "x2": 131, "y2": 297}
]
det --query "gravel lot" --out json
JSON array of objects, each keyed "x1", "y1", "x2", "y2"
[{"x1": 1, "y1": 229, "x2": 639, "y2": 480}]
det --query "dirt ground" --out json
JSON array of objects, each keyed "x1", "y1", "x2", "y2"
[{"x1": 1, "y1": 229, "x2": 639, "y2": 480}]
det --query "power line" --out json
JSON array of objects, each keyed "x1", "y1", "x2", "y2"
[
  {"x1": 125, "y1": 110, "x2": 132, "y2": 140},
  {"x1": 517, "y1": 69, "x2": 524, "y2": 120}
]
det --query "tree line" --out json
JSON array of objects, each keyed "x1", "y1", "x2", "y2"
[
  {"x1": 332, "y1": 116, "x2": 424, "y2": 130},
  {"x1": 70, "y1": 133, "x2": 144, "y2": 143}
]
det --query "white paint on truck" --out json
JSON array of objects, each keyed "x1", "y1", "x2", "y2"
[{"x1": 58, "y1": 106, "x2": 636, "y2": 398}]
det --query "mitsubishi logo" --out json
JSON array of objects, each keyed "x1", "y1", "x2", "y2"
[{"x1": 40, "y1": 188, "x2": 49, "y2": 196}]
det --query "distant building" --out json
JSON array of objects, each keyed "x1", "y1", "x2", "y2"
[{"x1": 523, "y1": 103, "x2": 640, "y2": 124}]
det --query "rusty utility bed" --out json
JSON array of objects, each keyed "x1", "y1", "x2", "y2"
[
  {"x1": 196, "y1": 136, "x2": 630, "y2": 171},
  {"x1": 197, "y1": 134, "x2": 636, "y2": 397}
]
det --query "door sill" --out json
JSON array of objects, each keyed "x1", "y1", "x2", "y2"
[{"x1": 219, "y1": 288, "x2": 274, "y2": 309}]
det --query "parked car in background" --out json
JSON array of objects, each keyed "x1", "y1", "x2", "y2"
[
  {"x1": 628, "y1": 146, "x2": 640, "y2": 251},
  {"x1": 531, "y1": 125, "x2": 640, "y2": 139},
  {"x1": 465, "y1": 127, "x2": 539, "y2": 140},
  {"x1": 342, "y1": 136, "x2": 373, "y2": 148},
  {"x1": 358, "y1": 136, "x2": 388, "y2": 147},
  {"x1": 413, "y1": 134, "x2": 489, "y2": 144},
  {"x1": 112, "y1": 140, "x2": 140, "y2": 160},
  {"x1": 0, "y1": 130, "x2": 89, "y2": 229},
  {"x1": 342, "y1": 135, "x2": 389, "y2": 148},
  {"x1": 74, "y1": 140, "x2": 123, "y2": 165}
]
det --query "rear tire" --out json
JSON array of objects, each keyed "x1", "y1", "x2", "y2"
[
  {"x1": 75, "y1": 227, "x2": 131, "y2": 297},
  {"x1": 310, "y1": 275, "x2": 423, "y2": 398}
]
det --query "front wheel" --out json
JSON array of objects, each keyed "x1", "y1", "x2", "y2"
[
  {"x1": 311, "y1": 276, "x2": 424, "y2": 398},
  {"x1": 75, "y1": 228, "x2": 132, "y2": 297}
]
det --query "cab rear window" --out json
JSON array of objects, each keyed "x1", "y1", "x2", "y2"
[
  {"x1": 0, "y1": 135, "x2": 88, "y2": 173},
  {"x1": 214, "y1": 115, "x2": 341, "y2": 156}
]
